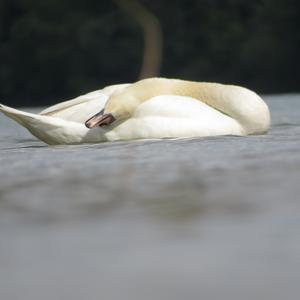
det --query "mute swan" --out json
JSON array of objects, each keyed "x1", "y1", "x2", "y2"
[{"x1": 0, "y1": 78, "x2": 270, "y2": 145}]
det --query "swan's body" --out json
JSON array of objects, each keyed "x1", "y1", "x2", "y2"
[{"x1": 0, "y1": 78, "x2": 270, "y2": 145}]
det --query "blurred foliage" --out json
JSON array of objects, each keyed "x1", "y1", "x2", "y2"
[{"x1": 0, "y1": 0, "x2": 299, "y2": 106}]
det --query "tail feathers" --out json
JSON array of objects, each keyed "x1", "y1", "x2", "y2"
[
  {"x1": 0, "y1": 104, "x2": 39, "y2": 127},
  {"x1": 0, "y1": 103, "x2": 90, "y2": 145},
  {"x1": 0, "y1": 103, "x2": 81, "y2": 127}
]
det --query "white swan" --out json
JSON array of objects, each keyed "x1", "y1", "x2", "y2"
[{"x1": 0, "y1": 78, "x2": 270, "y2": 145}]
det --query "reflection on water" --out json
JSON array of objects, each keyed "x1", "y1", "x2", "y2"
[{"x1": 0, "y1": 95, "x2": 300, "y2": 300}]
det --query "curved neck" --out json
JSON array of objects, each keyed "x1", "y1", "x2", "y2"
[{"x1": 108, "y1": 78, "x2": 270, "y2": 134}]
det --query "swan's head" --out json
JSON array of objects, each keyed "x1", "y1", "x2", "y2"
[{"x1": 85, "y1": 95, "x2": 140, "y2": 128}]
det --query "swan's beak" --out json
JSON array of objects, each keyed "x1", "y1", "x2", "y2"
[{"x1": 85, "y1": 112, "x2": 115, "y2": 128}]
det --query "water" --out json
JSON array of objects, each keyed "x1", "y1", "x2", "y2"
[{"x1": 0, "y1": 94, "x2": 300, "y2": 300}]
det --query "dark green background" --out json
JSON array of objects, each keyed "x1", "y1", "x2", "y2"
[{"x1": 1, "y1": 0, "x2": 299, "y2": 106}]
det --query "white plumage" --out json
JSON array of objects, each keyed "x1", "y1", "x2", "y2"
[{"x1": 0, "y1": 78, "x2": 270, "y2": 145}]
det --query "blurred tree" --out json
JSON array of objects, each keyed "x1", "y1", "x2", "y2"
[{"x1": 0, "y1": 0, "x2": 299, "y2": 106}]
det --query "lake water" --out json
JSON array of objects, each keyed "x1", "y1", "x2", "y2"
[{"x1": 1, "y1": 94, "x2": 300, "y2": 300}]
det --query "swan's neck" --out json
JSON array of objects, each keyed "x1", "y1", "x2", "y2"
[{"x1": 106, "y1": 78, "x2": 270, "y2": 134}]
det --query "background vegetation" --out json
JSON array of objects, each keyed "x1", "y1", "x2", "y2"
[{"x1": 0, "y1": 0, "x2": 299, "y2": 106}]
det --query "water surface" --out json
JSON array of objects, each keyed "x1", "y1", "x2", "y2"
[{"x1": 1, "y1": 95, "x2": 300, "y2": 300}]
